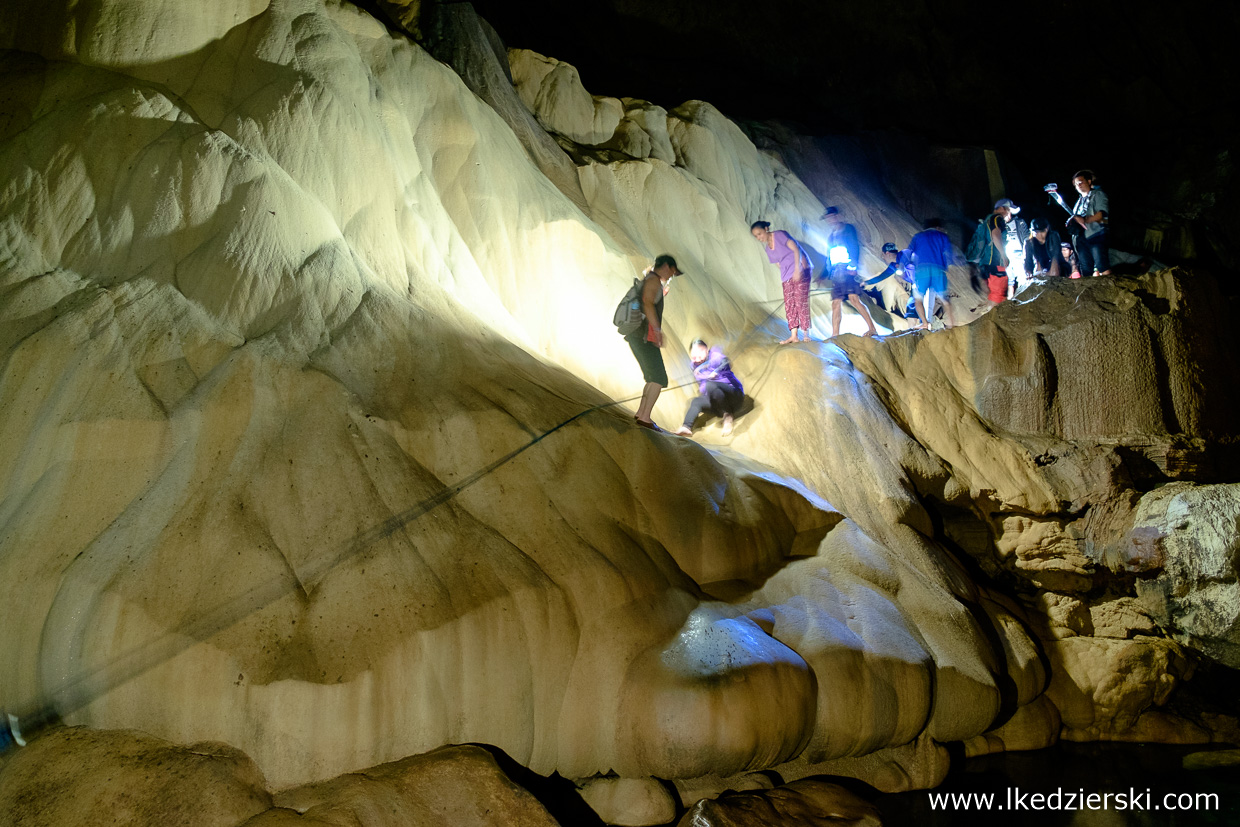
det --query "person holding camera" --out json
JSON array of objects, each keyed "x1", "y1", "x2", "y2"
[{"x1": 1069, "y1": 169, "x2": 1110, "y2": 276}]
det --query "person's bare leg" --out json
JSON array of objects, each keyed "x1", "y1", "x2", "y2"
[
  {"x1": 910, "y1": 289, "x2": 929, "y2": 329},
  {"x1": 848, "y1": 294, "x2": 878, "y2": 337},
  {"x1": 943, "y1": 299, "x2": 956, "y2": 328},
  {"x1": 920, "y1": 289, "x2": 936, "y2": 329},
  {"x1": 635, "y1": 382, "x2": 661, "y2": 423},
  {"x1": 779, "y1": 325, "x2": 796, "y2": 345},
  {"x1": 831, "y1": 299, "x2": 843, "y2": 337}
]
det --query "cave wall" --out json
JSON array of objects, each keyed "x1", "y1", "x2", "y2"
[{"x1": 1, "y1": 1, "x2": 1239, "y2": 824}]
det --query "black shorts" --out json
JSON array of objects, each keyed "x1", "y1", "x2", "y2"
[
  {"x1": 830, "y1": 265, "x2": 861, "y2": 298},
  {"x1": 628, "y1": 334, "x2": 668, "y2": 387}
]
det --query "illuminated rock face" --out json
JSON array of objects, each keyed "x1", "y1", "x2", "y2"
[
  {"x1": 0, "y1": 0, "x2": 1237, "y2": 819},
  {"x1": 0, "y1": 0, "x2": 981, "y2": 792}
]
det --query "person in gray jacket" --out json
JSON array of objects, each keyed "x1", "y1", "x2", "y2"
[{"x1": 1069, "y1": 169, "x2": 1110, "y2": 276}]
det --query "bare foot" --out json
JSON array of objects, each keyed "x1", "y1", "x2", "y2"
[
  {"x1": 778, "y1": 336, "x2": 796, "y2": 345},
  {"x1": 918, "y1": 322, "x2": 931, "y2": 330},
  {"x1": 673, "y1": 425, "x2": 693, "y2": 436},
  {"x1": 721, "y1": 415, "x2": 734, "y2": 437},
  {"x1": 863, "y1": 329, "x2": 877, "y2": 338}
]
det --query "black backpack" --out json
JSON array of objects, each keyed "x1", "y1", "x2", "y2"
[{"x1": 613, "y1": 278, "x2": 645, "y2": 336}]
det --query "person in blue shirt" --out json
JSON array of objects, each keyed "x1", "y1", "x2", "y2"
[
  {"x1": 820, "y1": 206, "x2": 878, "y2": 338},
  {"x1": 908, "y1": 218, "x2": 956, "y2": 329},
  {"x1": 863, "y1": 242, "x2": 922, "y2": 326}
]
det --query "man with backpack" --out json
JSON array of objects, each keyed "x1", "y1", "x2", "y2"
[
  {"x1": 967, "y1": 198, "x2": 1020, "y2": 308},
  {"x1": 615, "y1": 254, "x2": 683, "y2": 431}
]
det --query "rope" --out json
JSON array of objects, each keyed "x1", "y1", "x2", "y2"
[{"x1": 4, "y1": 292, "x2": 812, "y2": 749}]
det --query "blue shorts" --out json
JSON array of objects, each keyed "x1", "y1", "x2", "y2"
[{"x1": 914, "y1": 264, "x2": 947, "y2": 294}]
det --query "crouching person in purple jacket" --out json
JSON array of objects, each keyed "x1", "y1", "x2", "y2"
[{"x1": 675, "y1": 340, "x2": 745, "y2": 438}]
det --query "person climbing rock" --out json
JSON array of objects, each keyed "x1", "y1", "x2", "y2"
[
  {"x1": 1024, "y1": 217, "x2": 1063, "y2": 277},
  {"x1": 1069, "y1": 169, "x2": 1110, "y2": 276},
  {"x1": 820, "y1": 206, "x2": 878, "y2": 338},
  {"x1": 674, "y1": 339, "x2": 745, "y2": 438},
  {"x1": 908, "y1": 218, "x2": 956, "y2": 329},
  {"x1": 627, "y1": 254, "x2": 682, "y2": 431},
  {"x1": 863, "y1": 242, "x2": 916, "y2": 323},
  {"x1": 751, "y1": 220, "x2": 813, "y2": 344}
]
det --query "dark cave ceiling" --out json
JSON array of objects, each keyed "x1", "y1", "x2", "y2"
[
  {"x1": 471, "y1": 0, "x2": 1231, "y2": 148},
  {"x1": 462, "y1": 0, "x2": 1239, "y2": 273}
]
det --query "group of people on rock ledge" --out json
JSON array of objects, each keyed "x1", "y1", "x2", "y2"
[
  {"x1": 622, "y1": 171, "x2": 1110, "y2": 434},
  {"x1": 973, "y1": 170, "x2": 1111, "y2": 307}
]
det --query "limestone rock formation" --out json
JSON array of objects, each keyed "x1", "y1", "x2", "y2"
[
  {"x1": 1, "y1": 0, "x2": 1239, "y2": 824},
  {"x1": 675, "y1": 779, "x2": 882, "y2": 827},
  {"x1": 0, "y1": 727, "x2": 272, "y2": 827},
  {"x1": 1044, "y1": 636, "x2": 1199, "y2": 742},
  {"x1": 419, "y1": 3, "x2": 592, "y2": 212},
  {"x1": 672, "y1": 771, "x2": 776, "y2": 810},
  {"x1": 0, "y1": 728, "x2": 562, "y2": 827},
  {"x1": 576, "y1": 776, "x2": 677, "y2": 826},
  {"x1": 0, "y1": 0, "x2": 995, "y2": 796},
  {"x1": 1131, "y1": 483, "x2": 1240, "y2": 667},
  {"x1": 963, "y1": 695, "x2": 1062, "y2": 758},
  {"x1": 258, "y1": 743, "x2": 562, "y2": 826},
  {"x1": 509, "y1": 48, "x2": 624, "y2": 146}
]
